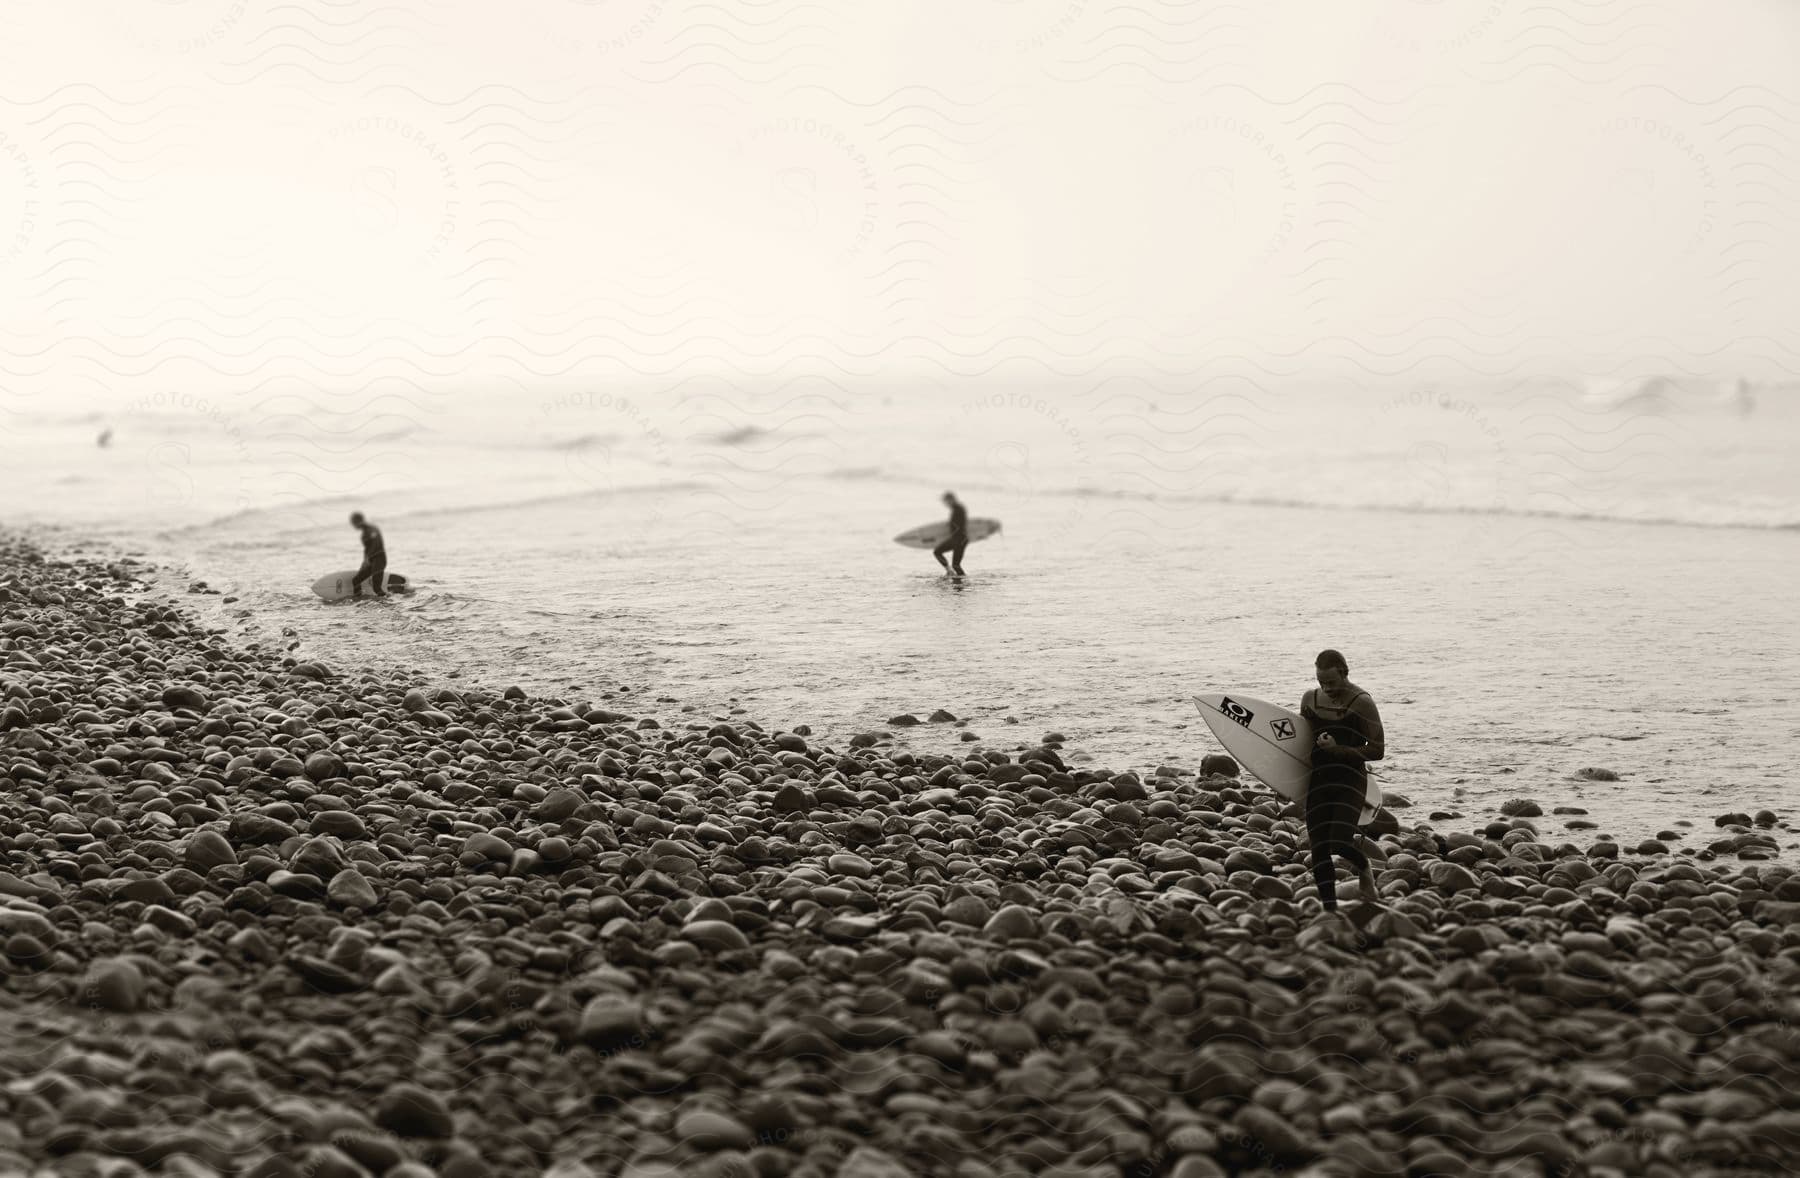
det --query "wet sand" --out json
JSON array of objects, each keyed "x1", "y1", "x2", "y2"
[{"x1": 2, "y1": 531, "x2": 1798, "y2": 1177}]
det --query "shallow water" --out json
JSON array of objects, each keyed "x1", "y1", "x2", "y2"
[
  {"x1": 6, "y1": 381, "x2": 1796, "y2": 858},
  {"x1": 169, "y1": 477, "x2": 1800, "y2": 859}
]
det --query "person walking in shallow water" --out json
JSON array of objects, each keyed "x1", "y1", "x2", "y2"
[
  {"x1": 933, "y1": 491, "x2": 968, "y2": 576},
  {"x1": 349, "y1": 512, "x2": 387, "y2": 598},
  {"x1": 1301, "y1": 648, "x2": 1383, "y2": 916}
]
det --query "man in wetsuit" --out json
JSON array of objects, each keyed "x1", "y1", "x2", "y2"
[
  {"x1": 349, "y1": 512, "x2": 387, "y2": 598},
  {"x1": 1301, "y1": 648, "x2": 1383, "y2": 916},
  {"x1": 933, "y1": 491, "x2": 968, "y2": 576}
]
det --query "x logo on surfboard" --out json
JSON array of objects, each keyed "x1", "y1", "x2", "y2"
[{"x1": 1269, "y1": 718, "x2": 1296, "y2": 740}]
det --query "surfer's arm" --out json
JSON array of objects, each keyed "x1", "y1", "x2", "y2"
[{"x1": 1351, "y1": 697, "x2": 1385, "y2": 762}]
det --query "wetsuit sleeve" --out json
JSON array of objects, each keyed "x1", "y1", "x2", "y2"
[{"x1": 1350, "y1": 695, "x2": 1385, "y2": 762}]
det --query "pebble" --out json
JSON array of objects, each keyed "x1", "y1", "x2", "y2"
[
  {"x1": 326, "y1": 869, "x2": 380, "y2": 909},
  {"x1": 978, "y1": 904, "x2": 1040, "y2": 940},
  {"x1": 81, "y1": 957, "x2": 148, "y2": 1013},
  {"x1": 461, "y1": 833, "x2": 511, "y2": 861},
  {"x1": 576, "y1": 997, "x2": 647, "y2": 1051},
  {"x1": 674, "y1": 1108, "x2": 754, "y2": 1151},
  {"x1": 680, "y1": 920, "x2": 750, "y2": 952},
  {"x1": 373, "y1": 1084, "x2": 455, "y2": 1138},
  {"x1": 184, "y1": 831, "x2": 237, "y2": 870}
]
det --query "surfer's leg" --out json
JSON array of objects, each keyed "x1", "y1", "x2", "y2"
[
  {"x1": 1306, "y1": 775, "x2": 1361, "y2": 912},
  {"x1": 932, "y1": 538, "x2": 953, "y2": 571},
  {"x1": 350, "y1": 560, "x2": 372, "y2": 598},
  {"x1": 951, "y1": 539, "x2": 967, "y2": 575},
  {"x1": 1356, "y1": 858, "x2": 1380, "y2": 903},
  {"x1": 1304, "y1": 789, "x2": 1342, "y2": 911},
  {"x1": 371, "y1": 558, "x2": 388, "y2": 597}
]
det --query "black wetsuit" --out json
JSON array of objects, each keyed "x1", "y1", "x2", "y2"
[
  {"x1": 1300, "y1": 688, "x2": 1379, "y2": 910},
  {"x1": 933, "y1": 502, "x2": 968, "y2": 572},
  {"x1": 351, "y1": 524, "x2": 387, "y2": 597}
]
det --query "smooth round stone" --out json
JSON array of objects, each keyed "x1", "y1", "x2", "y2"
[
  {"x1": 1249, "y1": 875, "x2": 1293, "y2": 901},
  {"x1": 462, "y1": 833, "x2": 511, "y2": 861},
  {"x1": 680, "y1": 920, "x2": 750, "y2": 952},
  {"x1": 1427, "y1": 862, "x2": 1480, "y2": 892},
  {"x1": 82, "y1": 957, "x2": 148, "y2": 1013},
  {"x1": 535, "y1": 788, "x2": 583, "y2": 822},
  {"x1": 161, "y1": 684, "x2": 209, "y2": 711},
  {"x1": 537, "y1": 837, "x2": 572, "y2": 864},
  {"x1": 326, "y1": 870, "x2": 380, "y2": 910},
  {"x1": 674, "y1": 1108, "x2": 754, "y2": 1151},
  {"x1": 373, "y1": 1084, "x2": 455, "y2": 1138},
  {"x1": 303, "y1": 752, "x2": 348, "y2": 782},
  {"x1": 827, "y1": 852, "x2": 873, "y2": 879},
  {"x1": 772, "y1": 784, "x2": 811, "y2": 814},
  {"x1": 1223, "y1": 849, "x2": 1272, "y2": 874},
  {"x1": 185, "y1": 830, "x2": 237, "y2": 870},
  {"x1": 0, "y1": 903, "x2": 58, "y2": 943},
  {"x1": 942, "y1": 896, "x2": 992, "y2": 928},
  {"x1": 982, "y1": 905, "x2": 1039, "y2": 940},
  {"x1": 5, "y1": 931, "x2": 50, "y2": 963},
  {"x1": 118, "y1": 877, "x2": 178, "y2": 905},
  {"x1": 576, "y1": 997, "x2": 647, "y2": 1050},
  {"x1": 310, "y1": 812, "x2": 367, "y2": 839}
]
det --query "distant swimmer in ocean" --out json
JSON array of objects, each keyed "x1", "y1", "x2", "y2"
[
  {"x1": 933, "y1": 491, "x2": 968, "y2": 576},
  {"x1": 349, "y1": 512, "x2": 387, "y2": 598},
  {"x1": 1300, "y1": 648, "x2": 1383, "y2": 916}
]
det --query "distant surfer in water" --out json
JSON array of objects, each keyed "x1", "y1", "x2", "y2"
[
  {"x1": 1300, "y1": 649, "x2": 1383, "y2": 915},
  {"x1": 349, "y1": 512, "x2": 387, "y2": 598},
  {"x1": 933, "y1": 491, "x2": 968, "y2": 576}
]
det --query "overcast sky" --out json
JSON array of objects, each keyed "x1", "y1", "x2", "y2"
[{"x1": 3, "y1": 1, "x2": 1799, "y2": 404}]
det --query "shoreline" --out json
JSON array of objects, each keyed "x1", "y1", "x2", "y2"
[{"x1": 2, "y1": 529, "x2": 1798, "y2": 1176}]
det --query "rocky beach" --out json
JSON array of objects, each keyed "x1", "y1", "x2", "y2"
[{"x1": 2, "y1": 530, "x2": 1798, "y2": 1178}]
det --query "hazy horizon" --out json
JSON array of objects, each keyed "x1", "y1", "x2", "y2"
[{"x1": 3, "y1": 2, "x2": 1800, "y2": 415}]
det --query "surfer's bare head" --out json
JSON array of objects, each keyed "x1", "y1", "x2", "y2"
[
  {"x1": 1315, "y1": 648, "x2": 1349, "y2": 692},
  {"x1": 349, "y1": 512, "x2": 365, "y2": 528},
  {"x1": 942, "y1": 491, "x2": 957, "y2": 505}
]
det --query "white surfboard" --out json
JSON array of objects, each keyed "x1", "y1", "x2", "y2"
[
  {"x1": 311, "y1": 570, "x2": 409, "y2": 602},
  {"x1": 893, "y1": 518, "x2": 1003, "y2": 549},
  {"x1": 1193, "y1": 693, "x2": 1381, "y2": 824}
]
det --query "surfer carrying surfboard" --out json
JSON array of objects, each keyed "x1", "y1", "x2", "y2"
[
  {"x1": 1300, "y1": 649, "x2": 1384, "y2": 914},
  {"x1": 932, "y1": 491, "x2": 969, "y2": 576},
  {"x1": 348, "y1": 512, "x2": 388, "y2": 599}
]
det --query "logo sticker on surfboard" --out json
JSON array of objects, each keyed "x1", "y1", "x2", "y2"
[
  {"x1": 1270, "y1": 718, "x2": 1296, "y2": 740},
  {"x1": 1217, "y1": 697, "x2": 1254, "y2": 728}
]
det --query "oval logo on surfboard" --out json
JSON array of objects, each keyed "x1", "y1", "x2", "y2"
[{"x1": 1217, "y1": 696, "x2": 1254, "y2": 728}]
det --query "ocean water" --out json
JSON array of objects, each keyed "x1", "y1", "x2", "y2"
[{"x1": 3, "y1": 376, "x2": 1796, "y2": 856}]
